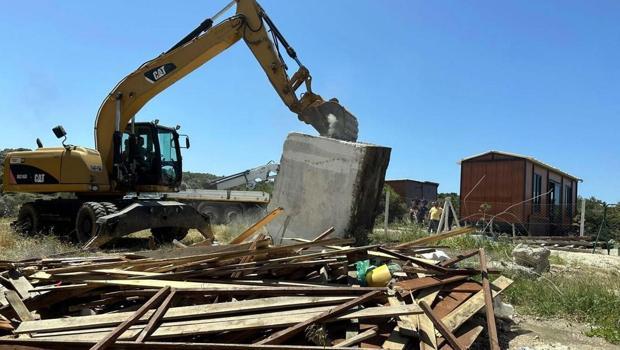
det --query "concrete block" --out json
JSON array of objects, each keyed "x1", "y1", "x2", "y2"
[{"x1": 267, "y1": 133, "x2": 391, "y2": 244}]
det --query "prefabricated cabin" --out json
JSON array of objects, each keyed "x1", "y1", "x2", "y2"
[
  {"x1": 459, "y1": 151, "x2": 580, "y2": 235},
  {"x1": 385, "y1": 179, "x2": 439, "y2": 204}
]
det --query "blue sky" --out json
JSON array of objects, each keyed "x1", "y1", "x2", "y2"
[{"x1": 1, "y1": 1, "x2": 618, "y2": 202}]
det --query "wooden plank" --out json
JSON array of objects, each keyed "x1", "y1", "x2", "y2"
[
  {"x1": 229, "y1": 207, "x2": 283, "y2": 244},
  {"x1": 417, "y1": 288, "x2": 440, "y2": 350},
  {"x1": 45, "y1": 237, "x2": 343, "y2": 275},
  {"x1": 382, "y1": 327, "x2": 409, "y2": 350},
  {"x1": 28, "y1": 305, "x2": 422, "y2": 341},
  {"x1": 387, "y1": 296, "x2": 417, "y2": 336},
  {"x1": 83, "y1": 276, "x2": 351, "y2": 291},
  {"x1": 395, "y1": 275, "x2": 468, "y2": 292},
  {"x1": 479, "y1": 249, "x2": 500, "y2": 350},
  {"x1": 83, "y1": 279, "x2": 274, "y2": 290},
  {"x1": 394, "y1": 227, "x2": 475, "y2": 249},
  {"x1": 376, "y1": 247, "x2": 450, "y2": 274},
  {"x1": 335, "y1": 326, "x2": 378, "y2": 347},
  {"x1": 438, "y1": 323, "x2": 483, "y2": 350},
  {"x1": 8, "y1": 273, "x2": 36, "y2": 299},
  {"x1": 311, "y1": 227, "x2": 335, "y2": 242},
  {"x1": 438, "y1": 250, "x2": 479, "y2": 267},
  {"x1": 255, "y1": 290, "x2": 382, "y2": 345},
  {"x1": 0, "y1": 285, "x2": 8, "y2": 306},
  {"x1": 28, "y1": 284, "x2": 90, "y2": 293},
  {"x1": 419, "y1": 301, "x2": 463, "y2": 350},
  {"x1": 231, "y1": 233, "x2": 266, "y2": 279},
  {"x1": 442, "y1": 276, "x2": 512, "y2": 332},
  {"x1": 432, "y1": 290, "x2": 474, "y2": 320},
  {"x1": 89, "y1": 286, "x2": 170, "y2": 350},
  {"x1": 0, "y1": 285, "x2": 99, "y2": 321},
  {"x1": 4, "y1": 290, "x2": 33, "y2": 322},
  {"x1": 150, "y1": 240, "x2": 267, "y2": 259},
  {"x1": 18, "y1": 296, "x2": 355, "y2": 334},
  {"x1": 296, "y1": 227, "x2": 336, "y2": 253},
  {"x1": 1, "y1": 338, "x2": 374, "y2": 350},
  {"x1": 135, "y1": 288, "x2": 176, "y2": 342},
  {"x1": 156, "y1": 238, "x2": 355, "y2": 273},
  {"x1": 52, "y1": 241, "x2": 364, "y2": 282}
]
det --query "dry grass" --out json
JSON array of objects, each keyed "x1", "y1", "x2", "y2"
[
  {"x1": 0, "y1": 214, "x2": 263, "y2": 261},
  {"x1": 0, "y1": 218, "x2": 78, "y2": 261},
  {"x1": 123, "y1": 220, "x2": 259, "y2": 246}
]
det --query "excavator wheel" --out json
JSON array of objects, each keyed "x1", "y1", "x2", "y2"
[
  {"x1": 100, "y1": 202, "x2": 119, "y2": 216},
  {"x1": 15, "y1": 203, "x2": 40, "y2": 235},
  {"x1": 196, "y1": 203, "x2": 222, "y2": 224},
  {"x1": 75, "y1": 202, "x2": 108, "y2": 244},
  {"x1": 150, "y1": 227, "x2": 189, "y2": 244}
]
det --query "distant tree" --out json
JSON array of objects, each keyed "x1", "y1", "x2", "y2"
[
  {"x1": 0, "y1": 148, "x2": 35, "y2": 217},
  {"x1": 438, "y1": 192, "x2": 460, "y2": 214},
  {"x1": 181, "y1": 171, "x2": 219, "y2": 189},
  {"x1": 375, "y1": 184, "x2": 408, "y2": 223},
  {"x1": 576, "y1": 196, "x2": 620, "y2": 241},
  {"x1": 0, "y1": 148, "x2": 30, "y2": 186}
]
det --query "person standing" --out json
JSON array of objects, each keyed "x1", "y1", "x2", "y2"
[
  {"x1": 428, "y1": 201, "x2": 443, "y2": 233},
  {"x1": 409, "y1": 199, "x2": 420, "y2": 224},
  {"x1": 417, "y1": 199, "x2": 428, "y2": 226}
]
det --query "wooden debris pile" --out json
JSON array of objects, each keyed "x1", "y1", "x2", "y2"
[
  {"x1": 0, "y1": 223, "x2": 512, "y2": 349},
  {"x1": 510, "y1": 235, "x2": 614, "y2": 252}
]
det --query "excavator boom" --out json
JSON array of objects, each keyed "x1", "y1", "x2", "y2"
[
  {"x1": 5, "y1": 0, "x2": 358, "y2": 247},
  {"x1": 95, "y1": 0, "x2": 358, "y2": 176}
]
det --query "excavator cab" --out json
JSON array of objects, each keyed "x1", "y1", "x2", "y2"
[{"x1": 115, "y1": 122, "x2": 184, "y2": 191}]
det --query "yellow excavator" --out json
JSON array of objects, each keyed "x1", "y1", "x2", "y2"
[{"x1": 2, "y1": 0, "x2": 358, "y2": 247}]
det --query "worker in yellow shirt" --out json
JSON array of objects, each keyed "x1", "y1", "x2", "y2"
[{"x1": 428, "y1": 201, "x2": 443, "y2": 233}]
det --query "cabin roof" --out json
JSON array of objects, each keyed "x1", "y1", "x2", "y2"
[{"x1": 459, "y1": 150, "x2": 581, "y2": 181}]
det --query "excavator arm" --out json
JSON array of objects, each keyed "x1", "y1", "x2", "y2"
[{"x1": 94, "y1": 0, "x2": 358, "y2": 175}]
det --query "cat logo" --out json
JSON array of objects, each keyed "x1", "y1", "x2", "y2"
[
  {"x1": 34, "y1": 174, "x2": 45, "y2": 183},
  {"x1": 144, "y1": 63, "x2": 177, "y2": 83}
]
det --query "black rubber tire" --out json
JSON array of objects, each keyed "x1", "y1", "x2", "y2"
[
  {"x1": 196, "y1": 203, "x2": 223, "y2": 224},
  {"x1": 224, "y1": 207, "x2": 243, "y2": 224},
  {"x1": 75, "y1": 202, "x2": 107, "y2": 244},
  {"x1": 151, "y1": 227, "x2": 189, "y2": 244},
  {"x1": 100, "y1": 202, "x2": 118, "y2": 216},
  {"x1": 15, "y1": 203, "x2": 40, "y2": 235}
]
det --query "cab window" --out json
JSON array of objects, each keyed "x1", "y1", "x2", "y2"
[{"x1": 158, "y1": 130, "x2": 180, "y2": 185}]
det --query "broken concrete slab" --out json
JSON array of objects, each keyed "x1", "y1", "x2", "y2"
[
  {"x1": 512, "y1": 244, "x2": 550, "y2": 273},
  {"x1": 267, "y1": 133, "x2": 390, "y2": 244}
]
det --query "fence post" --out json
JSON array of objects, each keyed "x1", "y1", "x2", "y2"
[
  {"x1": 579, "y1": 198, "x2": 586, "y2": 237},
  {"x1": 437, "y1": 199, "x2": 449, "y2": 234},
  {"x1": 384, "y1": 189, "x2": 390, "y2": 237}
]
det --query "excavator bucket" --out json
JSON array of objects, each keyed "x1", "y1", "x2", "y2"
[{"x1": 301, "y1": 99, "x2": 359, "y2": 142}]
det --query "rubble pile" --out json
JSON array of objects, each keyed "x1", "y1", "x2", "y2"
[{"x1": 0, "y1": 221, "x2": 512, "y2": 350}]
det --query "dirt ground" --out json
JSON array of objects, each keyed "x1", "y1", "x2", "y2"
[
  {"x1": 502, "y1": 248, "x2": 620, "y2": 349},
  {"x1": 550, "y1": 249, "x2": 620, "y2": 271},
  {"x1": 503, "y1": 315, "x2": 619, "y2": 350}
]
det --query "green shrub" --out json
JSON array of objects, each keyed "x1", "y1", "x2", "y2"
[{"x1": 504, "y1": 273, "x2": 620, "y2": 344}]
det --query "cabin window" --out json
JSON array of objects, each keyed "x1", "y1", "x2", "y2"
[
  {"x1": 548, "y1": 180, "x2": 562, "y2": 222},
  {"x1": 532, "y1": 173, "x2": 542, "y2": 213}
]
